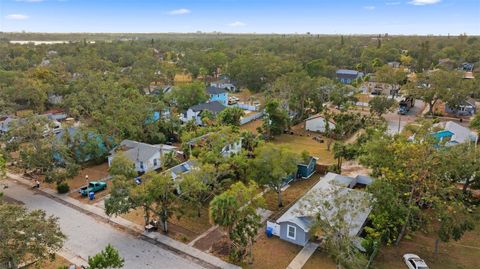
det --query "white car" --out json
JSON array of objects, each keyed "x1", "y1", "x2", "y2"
[{"x1": 403, "y1": 254, "x2": 429, "y2": 269}]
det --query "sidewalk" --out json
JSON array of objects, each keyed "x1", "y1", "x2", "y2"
[
  {"x1": 286, "y1": 242, "x2": 320, "y2": 269},
  {"x1": 6, "y1": 172, "x2": 240, "y2": 269}
]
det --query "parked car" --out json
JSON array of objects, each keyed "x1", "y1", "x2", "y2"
[
  {"x1": 403, "y1": 254, "x2": 429, "y2": 269},
  {"x1": 79, "y1": 181, "x2": 107, "y2": 196}
]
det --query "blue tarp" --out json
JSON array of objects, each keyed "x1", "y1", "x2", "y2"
[{"x1": 433, "y1": 130, "x2": 454, "y2": 139}]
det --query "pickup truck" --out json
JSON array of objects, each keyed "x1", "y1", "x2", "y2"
[
  {"x1": 79, "y1": 181, "x2": 107, "y2": 196},
  {"x1": 398, "y1": 96, "x2": 415, "y2": 115}
]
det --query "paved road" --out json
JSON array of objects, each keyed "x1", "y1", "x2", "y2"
[
  {"x1": 3, "y1": 180, "x2": 205, "y2": 269},
  {"x1": 384, "y1": 100, "x2": 425, "y2": 135}
]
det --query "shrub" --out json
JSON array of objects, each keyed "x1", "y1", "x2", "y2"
[{"x1": 56, "y1": 182, "x2": 70, "y2": 194}]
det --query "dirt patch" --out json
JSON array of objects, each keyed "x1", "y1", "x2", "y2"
[
  {"x1": 42, "y1": 163, "x2": 110, "y2": 192},
  {"x1": 122, "y1": 207, "x2": 205, "y2": 243},
  {"x1": 67, "y1": 179, "x2": 112, "y2": 205},
  {"x1": 194, "y1": 227, "x2": 224, "y2": 251},
  {"x1": 25, "y1": 254, "x2": 71, "y2": 269}
]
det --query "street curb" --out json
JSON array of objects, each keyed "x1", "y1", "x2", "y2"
[{"x1": 6, "y1": 172, "x2": 240, "y2": 269}]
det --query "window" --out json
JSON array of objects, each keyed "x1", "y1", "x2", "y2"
[
  {"x1": 140, "y1": 161, "x2": 144, "y2": 170},
  {"x1": 287, "y1": 225, "x2": 296, "y2": 240},
  {"x1": 153, "y1": 159, "x2": 158, "y2": 167}
]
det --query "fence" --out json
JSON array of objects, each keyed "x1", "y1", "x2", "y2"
[
  {"x1": 240, "y1": 112, "x2": 264, "y2": 125},
  {"x1": 234, "y1": 103, "x2": 260, "y2": 111}
]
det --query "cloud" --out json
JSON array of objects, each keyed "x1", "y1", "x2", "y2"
[
  {"x1": 364, "y1": 6, "x2": 376, "y2": 10},
  {"x1": 6, "y1": 14, "x2": 29, "y2": 20},
  {"x1": 168, "y1": 8, "x2": 191, "y2": 15},
  {"x1": 408, "y1": 0, "x2": 441, "y2": 5},
  {"x1": 386, "y1": 1, "x2": 401, "y2": 5},
  {"x1": 228, "y1": 21, "x2": 247, "y2": 27}
]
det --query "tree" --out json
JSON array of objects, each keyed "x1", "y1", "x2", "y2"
[
  {"x1": 209, "y1": 181, "x2": 264, "y2": 262},
  {"x1": 250, "y1": 144, "x2": 299, "y2": 207},
  {"x1": 143, "y1": 173, "x2": 179, "y2": 233},
  {"x1": 470, "y1": 113, "x2": 480, "y2": 132},
  {"x1": 405, "y1": 70, "x2": 462, "y2": 115},
  {"x1": 108, "y1": 153, "x2": 137, "y2": 179},
  {"x1": 328, "y1": 85, "x2": 358, "y2": 111},
  {"x1": 0, "y1": 203, "x2": 65, "y2": 269},
  {"x1": 166, "y1": 82, "x2": 208, "y2": 111},
  {"x1": 0, "y1": 153, "x2": 5, "y2": 179},
  {"x1": 368, "y1": 96, "x2": 397, "y2": 117},
  {"x1": 375, "y1": 65, "x2": 406, "y2": 99},
  {"x1": 262, "y1": 99, "x2": 289, "y2": 138},
  {"x1": 217, "y1": 107, "x2": 245, "y2": 126},
  {"x1": 87, "y1": 244, "x2": 124, "y2": 269},
  {"x1": 298, "y1": 186, "x2": 369, "y2": 269}
]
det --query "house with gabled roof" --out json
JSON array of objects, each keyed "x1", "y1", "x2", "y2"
[
  {"x1": 269, "y1": 172, "x2": 373, "y2": 247},
  {"x1": 432, "y1": 121, "x2": 478, "y2": 146},
  {"x1": 207, "y1": 86, "x2": 229, "y2": 106},
  {"x1": 108, "y1": 140, "x2": 177, "y2": 173},
  {"x1": 336, "y1": 69, "x2": 364, "y2": 84},
  {"x1": 181, "y1": 101, "x2": 227, "y2": 125}
]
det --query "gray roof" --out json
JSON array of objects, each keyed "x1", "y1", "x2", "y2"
[
  {"x1": 110, "y1": 139, "x2": 177, "y2": 163},
  {"x1": 277, "y1": 172, "x2": 373, "y2": 236},
  {"x1": 336, "y1": 69, "x2": 364, "y2": 79},
  {"x1": 166, "y1": 160, "x2": 197, "y2": 180},
  {"x1": 207, "y1": 86, "x2": 227, "y2": 95},
  {"x1": 190, "y1": 101, "x2": 227, "y2": 113},
  {"x1": 443, "y1": 121, "x2": 478, "y2": 145}
]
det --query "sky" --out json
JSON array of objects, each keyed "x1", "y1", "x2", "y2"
[{"x1": 0, "y1": 0, "x2": 479, "y2": 35}]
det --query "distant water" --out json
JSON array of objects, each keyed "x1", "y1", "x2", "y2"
[{"x1": 9, "y1": 40, "x2": 71, "y2": 45}]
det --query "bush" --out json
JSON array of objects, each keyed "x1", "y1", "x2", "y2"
[{"x1": 56, "y1": 182, "x2": 70, "y2": 194}]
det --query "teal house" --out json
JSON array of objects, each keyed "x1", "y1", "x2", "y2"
[{"x1": 282, "y1": 157, "x2": 318, "y2": 186}]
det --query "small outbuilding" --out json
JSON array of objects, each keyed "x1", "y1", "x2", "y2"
[{"x1": 305, "y1": 115, "x2": 336, "y2": 133}]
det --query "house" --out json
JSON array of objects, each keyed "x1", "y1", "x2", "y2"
[
  {"x1": 283, "y1": 157, "x2": 318, "y2": 186},
  {"x1": 270, "y1": 172, "x2": 373, "y2": 247},
  {"x1": 166, "y1": 160, "x2": 197, "y2": 182},
  {"x1": 336, "y1": 69, "x2": 364, "y2": 84},
  {"x1": 432, "y1": 121, "x2": 478, "y2": 146},
  {"x1": 207, "y1": 86, "x2": 229, "y2": 106},
  {"x1": 0, "y1": 116, "x2": 15, "y2": 134},
  {"x1": 305, "y1": 115, "x2": 336, "y2": 133},
  {"x1": 181, "y1": 101, "x2": 227, "y2": 125},
  {"x1": 445, "y1": 98, "x2": 476, "y2": 116},
  {"x1": 187, "y1": 131, "x2": 243, "y2": 157},
  {"x1": 42, "y1": 109, "x2": 68, "y2": 121},
  {"x1": 108, "y1": 140, "x2": 177, "y2": 173},
  {"x1": 461, "y1": 62, "x2": 474, "y2": 72},
  {"x1": 210, "y1": 79, "x2": 238, "y2": 92},
  {"x1": 463, "y1": 72, "x2": 475, "y2": 80},
  {"x1": 55, "y1": 127, "x2": 110, "y2": 163},
  {"x1": 388, "y1": 61, "x2": 401, "y2": 68}
]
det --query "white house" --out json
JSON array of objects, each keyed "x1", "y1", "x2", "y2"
[
  {"x1": 269, "y1": 172, "x2": 373, "y2": 247},
  {"x1": 187, "y1": 133, "x2": 243, "y2": 157},
  {"x1": 108, "y1": 140, "x2": 177, "y2": 173},
  {"x1": 210, "y1": 79, "x2": 238, "y2": 92},
  {"x1": 305, "y1": 115, "x2": 336, "y2": 133},
  {"x1": 181, "y1": 101, "x2": 227, "y2": 125},
  {"x1": 433, "y1": 121, "x2": 478, "y2": 146}
]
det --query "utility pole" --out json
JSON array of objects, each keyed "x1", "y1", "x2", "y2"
[{"x1": 397, "y1": 114, "x2": 402, "y2": 134}]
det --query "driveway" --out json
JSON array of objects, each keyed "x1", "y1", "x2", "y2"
[
  {"x1": 384, "y1": 100, "x2": 425, "y2": 135},
  {"x1": 3, "y1": 180, "x2": 205, "y2": 269}
]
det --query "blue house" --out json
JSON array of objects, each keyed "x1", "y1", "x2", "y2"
[
  {"x1": 282, "y1": 157, "x2": 317, "y2": 186},
  {"x1": 207, "y1": 86, "x2": 228, "y2": 106},
  {"x1": 55, "y1": 127, "x2": 111, "y2": 163},
  {"x1": 336, "y1": 69, "x2": 364, "y2": 84}
]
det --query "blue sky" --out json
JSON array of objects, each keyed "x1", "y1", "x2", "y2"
[{"x1": 0, "y1": 0, "x2": 479, "y2": 34}]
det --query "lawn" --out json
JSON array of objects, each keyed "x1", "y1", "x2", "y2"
[
  {"x1": 374, "y1": 211, "x2": 480, "y2": 269},
  {"x1": 240, "y1": 119, "x2": 263, "y2": 134},
  {"x1": 264, "y1": 176, "x2": 321, "y2": 214},
  {"x1": 302, "y1": 249, "x2": 337, "y2": 269},
  {"x1": 242, "y1": 233, "x2": 302, "y2": 269},
  {"x1": 271, "y1": 134, "x2": 335, "y2": 165}
]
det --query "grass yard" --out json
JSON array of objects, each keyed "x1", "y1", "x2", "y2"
[
  {"x1": 374, "y1": 212, "x2": 480, "y2": 269},
  {"x1": 25, "y1": 254, "x2": 71, "y2": 269},
  {"x1": 265, "y1": 176, "x2": 321, "y2": 215},
  {"x1": 302, "y1": 249, "x2": 337, "y2": 269},
  {"x1": 271, "y1": 134, "x2": 335, "y2": 165},
  {"x1": 242, "y1": 233, "x2": 302, "y2": 269},
  {"x1": 122, "y1": 204, "x2": 212, "y2": 243},
  {"x1": 240, "y1": 119, "x2": 263, "y2": 134}
]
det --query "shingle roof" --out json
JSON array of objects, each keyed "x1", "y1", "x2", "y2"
[
  {"x1": 207, "y1": 86, "x2": 227, "y2": 95},
  {"x1": 190, "y1": 101, "x2": 227, "y2": 113},
  {"x1": 443, "y1": 121, "x2": 478, "y2": 145},
  {"x1": 336, "y1": 69, "x2": 361, "y2": 76},
  {"x1": 110, "y1": 139, "x2": 177, "y2": 163},
  {"x1": 166, "y1": 160, "x2": 197, "y2": 180},
  {"x1": 277, "y1": 172, "x2": 372, "y2": 236}
]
